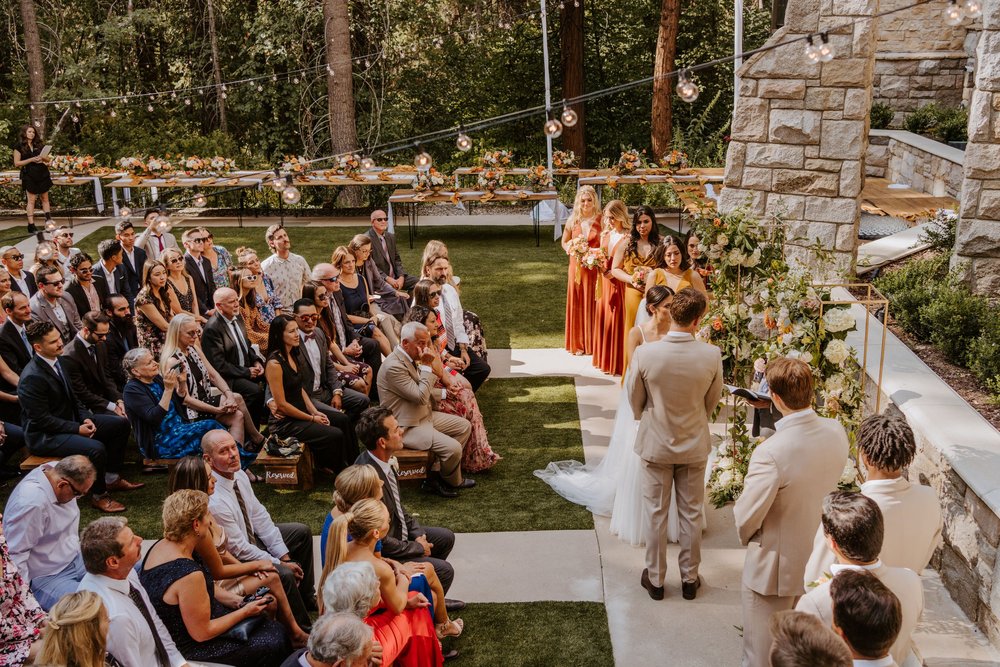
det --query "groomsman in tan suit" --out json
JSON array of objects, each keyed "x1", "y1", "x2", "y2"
[
  {"x1": 803, "y1": 412, "x2": 941, "y2": 583},
  {"x1": 796, "y1": 492, "x2": 923, "y2": 666},
  {"x1": 830, "y1": 570, "x2": 904, "y2": 667},
  {"x1": 376, "y1": 321, "x2": 473, "y2": 498},
  {"x1": 734, "y1": 356, "x2": 849, "y2": 666},
  {"x1": 627, "y1": 288, "x2": 723, "y2": 601}
]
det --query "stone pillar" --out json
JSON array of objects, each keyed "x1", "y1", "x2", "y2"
[
  {"x1": 721, "y1": 0, "x2": 878, "y2": 276},
  {"x1": 953, "y1": 0, "x2": 1000, "y2": 295}
]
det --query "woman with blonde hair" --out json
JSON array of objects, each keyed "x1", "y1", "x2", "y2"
[
  {"x1": 333, "y1": 245, "x2": 399, "y2": 349},
  {"x1": 592, "y1": 199, "x2": 630, "y2": 376},
  {"x1": 561, "y1": 185, "x2": 602, "y2": 355},
  {"x1": 418, "y1": 241, "x2": 488, "y2": 363},
  {"x1": 29, "y1": 241, "x2": 64, "y2": 282},
  {"x1": 37, "y1": 590, "x2": 114, "y2": 667},
  {"x1": 234, "y1": 246, "x2": 281, "y2": 322},
  {"x1": 0, "y1": 268, "x2": 12, "y2": 324},
  {"x1": 160, "y1": 247, "x2": 204, "y2": 323},
  {"x1": 229, "y1": 266, "x2": 270, "y2": 352}
]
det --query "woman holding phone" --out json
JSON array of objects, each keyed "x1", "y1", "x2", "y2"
[{"x1": 11, "y1": 125, "x2": 53, "y2": 234}]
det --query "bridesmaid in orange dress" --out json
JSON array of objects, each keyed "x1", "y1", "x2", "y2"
[
  {"x1": 562, "y1": 185, "x2": 602, "y2": 355},
  {"x1": 646, "y1": 235, "x2": 708, "y2": 299},
  {"x1": 611, "y1": 206, "x2": 661, "y2": 373},
  {"x1": 592, "y1": 200, "x2": 630, "y2": 375}
]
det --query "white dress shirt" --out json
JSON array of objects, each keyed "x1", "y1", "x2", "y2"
[
  {"x1": 78, "y1": 569, "x2": 188, "y2": 667},
  {"x1": 208, "y1": 469, "x2": 289, "y2": 565},
  {"x1": 300, "y1": 331, "x2": 322, "y2": 392},
  {"x1": 98, "y1": 261, "x2": 120, "y2": 293},
  {"x1": 4, "y1": 464, "x2": 81, "y2": 581},
  {"x1": 433, "y1": 283, "x2": 468, "y2": 347},
  {"x1": 10, "y1": 272, "x2": 30, "y2": 294}
]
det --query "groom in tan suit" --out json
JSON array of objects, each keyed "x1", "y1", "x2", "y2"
[
  {"x1": 734, "y1": 356, "x2": 849, "y2": 666},
  {"x1": 627, "y1": 288, "x2": 723, "y2": 601}
]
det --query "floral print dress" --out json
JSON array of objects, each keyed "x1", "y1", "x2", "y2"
[{"x1": 0, "y1": 529, "x2": 46, "y2": 666}]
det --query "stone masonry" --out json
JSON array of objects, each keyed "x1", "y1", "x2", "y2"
[
  {"x1": 721, "y1": 0, "x2": 878, "y2": 276},
  {"x1": 953, "y1": 0, "x2": 1000, "y2": 295}
]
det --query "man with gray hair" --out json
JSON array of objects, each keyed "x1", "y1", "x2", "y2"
[
  {"x1": 280, "y1": 612, "x2": 373, "y2": 667},
  {"x1": 3, "y1": 455, "x2": 95, "y2": 609},
  {"x1": 78, "y1": 517, "x2": 191, "y2": 667},
  {"x1": 376, "y1": 320, "x2": 472, "y2": 498}
]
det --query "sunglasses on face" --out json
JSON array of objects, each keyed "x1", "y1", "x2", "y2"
[
  {"x1": 63, "y1": 478, "x2": 86, "y2": 499},
  {"x1": 298, "y1": 314, "x2": 319, "y2": 321},
  {"x1": 76, "y1": 267, "x2": 93, "y2": 274},
  {"x1": 429, "y1": 291, "x2": 441, "y2": 297},
  {"x1": 190, "y1": 237, "x2": 207, "y2": 243},
  {"x1": 373, "y1": 217, "x2": 387, "y2": 222},
  {"x1": 242, "y1": 274, "x2": 258, "y2": 282},
  {"x1": 43, "y1": 280, "x2": 63, "y2": 287},
  {"x1": 5, "y1": 255, "x2": 24, "y2": 261},
  {"x1": 321, "y1": 276, "x2": 340, "y2": 283}
]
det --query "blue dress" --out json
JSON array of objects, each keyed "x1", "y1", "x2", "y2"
[{"x1": 140, "y1": 555, "x2": 288, "y2": 666}]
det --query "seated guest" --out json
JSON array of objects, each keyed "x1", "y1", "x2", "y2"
[
  {"x1": 298, "y1": 285, "x2": 373, "y2": 399},
  {"x1": 367, "y1": 209, "x2": 419, "y2": 290},
  {"x1": 4, "y1": 455, "x2": 93, "y2": 609},
  {"x1": 64, "y1": 253, "x2": 110, "y2": 320},
  {"x1": 769, "y1": 610, "x2": 852, "y2": 667},
  {"x1": 348, "y1": 234, "x2": 409, "y2": 319},
  {"x1": 354, "y1": 407, "x2": 462, "y2": 600},
  {"x1": 1, "y1": 245, "x2": 37, "y2": 297},
  {"x1": 261, "y1": 225, "x2": 310, "y2": 314},
  {"x1": 0, "y1": 346, "x2": 22, "y2": 427},
  {"x1": 235, "y1": 246, "x2": 282, "y2": 322},
  {"x1": 136, "y1": 209, "x2": 180, "y2": 261},
  {"x1": 30, "y1": 265, "x2": 82, "y2": 342},
  {"x1": 180, "y1": 229, "x2": 215, "y2": 316},
  {"x1": 94, "y1": 239, "x2": 132, "y2": 304},
  {"x1": 115, "y1": 219, "x2": 147, "y2": 306},
  {"x1": 203, "y1": 430, "x2": 316, "y2": 631},
  {"x1": 140, "y1": 489, "x2": 288, "y2": 666},
  {"x1": 61, "y1": 311, "x2": 127, "y2": 417},
  {"x1": 425, "y1": 256, "x2": 490, "y2": 392},
  {"x1": 281, "y1": 611, "x2": 375, "y2": 667},
  {"x1": 230, "y1": 267, "x2": 271, "y2": 351},
  {"x1": 161, "y1": 314, "x2": 264, "y2": 452},
  {"x1": 0, "y1": 268, "x2": 10, "y2": 320},
  {"x1": 403, "y1": 306, "x2": 499, "y2": 473},
  {"x1": 830, "y1": 569, "x2": 903, "y2": 667},
  {"x1": 0, "y1": 291, "x2": 34, "y2": 374},
  {"x1": 29, "y1": 241, "x2": 65, "y2": 283},
  {"x1": 0, "y1": 416, "x2": 27, "y2": 477},
  {"x1": 323, "y1": 500, "x2": 446, "y2": 666},
  {"x1": 419, "y1": 241, "x2": 488, "y2": 362},
  {"x1": 805, "y1": 412, "x2": 942, "y2": 583},
  {"x1": 52, "y1": 226, "x2": 80, "y2": 275},
  {"x1": 19, "y1": 322, "x2": 140, "y2": 513},
  {"x1": 161, "y1": 247, "x2": 205, "y2": 323},
  {"x1": 796, "y1": 492, "x2": 923, "y2": 666},
  {"x1": 292, "y1": 297, "x2": 370, "y2": 422},
  {"x1": 167, "y1": 456, "x2": 310, "y2": 647},
  {"x1": 265, "y1": 315, "x2": 353, "y2": 475},
  {"x1": 122, "y1": 348, "x2": 227, "y2": 462},
  {"x1": 0, "y1": 511, "x2": 47, "y2": 666},
  {"x1": 378, "y1": 321, "x2": 472, "y2": 498},
  {"x1": 103, "y1": 294, "x2": 138, "y2": 391},
  {"x1": 135, "y1": 259, "x2": 182, "y2": 360},
  {"x1": 333, "y1": 246, "x2": 398, "y2": 352},
  {"x1": 78, "y1": 517, "x2": 192, "y2": 667},
  {"x1": 36, "y1": 591, "x2": 117, "y2": 667},
  {"x1": 202, "y1": 287, "x2": 266, "y2": 423}
]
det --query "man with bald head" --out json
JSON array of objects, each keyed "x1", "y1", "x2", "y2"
[
  {"x1": 201, "y1": 287, "x2": 266, "y2": 424},
  {"x1": 366, "y1": 209, "x2": 418, "y2": 290}
]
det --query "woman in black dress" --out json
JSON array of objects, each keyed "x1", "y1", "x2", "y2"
[{"x1": 11, "y1": 125, "x2": 53, "y2": 234}]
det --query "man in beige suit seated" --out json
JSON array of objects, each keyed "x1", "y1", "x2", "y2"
[
  {"x1": 734, "y1": 356, "x2": 849, "y2": 667},
  {"x1": 830, "y1": 569, "x2": 904, "y2": 667},
  {"x1": 627, "y1": 287, "x2": 723, "y2": 601},
  {"x1": 796, "y1": 492, "x2": 923, "y2": 666},
  {"x1": 803, "y1": 412, "x2": 942, "y2": 584},
  {"x1": 376, "y1": 320, "x2": 473, "y2": 499}
]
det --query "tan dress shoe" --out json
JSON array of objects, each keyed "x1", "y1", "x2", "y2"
[{"x1": 90, "y1": 495, "x2": 126, "y2": 513}]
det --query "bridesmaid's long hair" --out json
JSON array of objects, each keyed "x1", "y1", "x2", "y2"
[
  {"x1": 18, "y1": 124, "x2": 42, "y2": 151},
  {"x1": 566, "y1": 185, "x2": 601, "y2": 229},
  {"x1": 656, "y1": 235, "x2": 690, "y2": 271},
  {"x1": 625, "y1": 205, "x2": 660, "y2": 258}
]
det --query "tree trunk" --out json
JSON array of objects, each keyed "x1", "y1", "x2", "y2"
[
  {"x1": 19, "y1": 0, "x2": 46, "y2": 134},
  {"x1": 560, "y1": 0, "x2": 586, "y2": 166},
  {"x1": 325, "y1": 0, "x2": 361, "y2": 206},
  {"x1": 650, "y1": 0, "x2": 680, "y2": 158},
  {"x1": 206, "y1": 0, "x2": 227, "y2": 133}
]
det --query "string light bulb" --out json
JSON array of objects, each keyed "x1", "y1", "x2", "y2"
[
  {"x1": 805, "y1": 35, "x2": 822, "y2": 63},
  {"x1": 36, "y1": 243, "x2": 54, "y2": 261},
  {"x1": 560, "y1": 104, "x2": 579, "y2": 127},
  {"x1": 360, "y1": 156, "x2": 376, "y2": 170},
  {"x1": 119, "y1": 206, "x2": 132, "y2": 218},
  {"x1": 544, "y1": 117, "x2": 563, "y2": 138},
  {"x1": 44, "y1": 219, "x2": 57, "y2": 233},
  {"x1": 193, "y1": 193, "x2": 207, "y2": 208},
  {"x1": 817, "y1": 33, "x2": 834, "y2": 62},
  {"x1": 271, "y1": 169, "x2": 287, "y2": 192},
  {"x1": 456, "y1": 128, "x2": 473, "y2": 152},
  {"x1": 676, "y1": 70, "x2": 700, "y2": 103},
  {"x1": 414, "y1": 146, "x2": 433, "y2": 170},
  {"x1": 964, "y1": 0, "x2": 982, "y2": 18},
  {"x1": 282, "y1": 183, "x2": 302, "y2": 205},
  {"x1": 944, "y1": 0, "x2": 964, "y2": 25},
  {"x1": 155, "y1": 215, "x2": 172, "y2": 234}
]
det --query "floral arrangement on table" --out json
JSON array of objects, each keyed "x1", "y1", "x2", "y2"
[
  {"x1": 698, "y1": 208, "x2": 865, "y2": 507},
  {"x1": 49, "y1": 154, "x2": 97, "y2": 176},
  {"x1": 118, "y1": 156, "x2": 175, "y2": 178},
  {"x1": 526, "y1": 165, "x2": 553, "y2": 191},
  {"x1": 281, "y1": 155, "x2": 310, "y2": 175},
  {"x1": 477, "y1": 168, "x2": 505, "y2": 192},
  {"x1": 479, "y1": 150, "x2": 513, "y2": 169},
  {"x1": 660, "y1": 149, "x2": 688, "y2": 173},
  {"x1": 412, "y1": 168, "x2": 446, "y2": 193},
  {"x1": 118, "y1": 156, "x2": 147, "y2": 176},
  {"x1": 613, "y1": 148, "x2": 645, "y2": 175},
  {"x1": 553, "y1": 150, "x2": 577, "y2": 169},
  {"x1": 178, "y1": 155, "x2": 206, "y2": 175},
  {"x1": 337, "y1": 153, "x2": 363, "y2": 179},
  {"x1": 205, "y1": 156, "x2": 237, "y2": 176}
]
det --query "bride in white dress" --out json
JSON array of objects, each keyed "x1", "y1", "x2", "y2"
[{"x1": 536, "y1": 286, "x2": 684, "y2": 546}]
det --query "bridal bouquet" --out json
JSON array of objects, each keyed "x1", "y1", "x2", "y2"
[
  {"x1": 552, "y1": 150, "x2": 577, "y2": 169},
  {"x1": 477, "y1": 169, "x2": 505, "y2": 192},
  {"x1": 567, "y1": 236, "x2": 590, "y2": 262},
  {"x1": 526, "y1": 165, "x2": 553, "y2": 191},
  {"x1": 631, "y1": 266, "x2": 650, "y2": 290},
  {"x1": 614, "y1": 148, "x2": 644, "y2": 175},
  {"x1": 412, "y1": 168, "x2": 446, "y2": 193},
  {"x1": 479, "y1": 149, "x2": 513, "y2": 169},
  {"x1": 49, "y1": 154, "x2": 97, "y2": 175},
  {"x1": 579, "y1": 247, "x2": 608, "y2": 271}
]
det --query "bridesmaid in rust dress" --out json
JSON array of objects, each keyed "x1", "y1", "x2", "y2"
[
  {"x1": 561, "y1": 185, "x2": 601, "y2": 355},
  {"x1": 592, "y1": 200, "x2": 630, "y2": 375}
]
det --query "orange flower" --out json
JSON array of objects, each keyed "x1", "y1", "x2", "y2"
[
  {"x1": 763, "y1": 308, "x2": 777, "y2": 330},
  {"x1": 767, "y1": 278, "x2": 774, "y2": 285},
  {"x1": 713, "y1": 218, "x2": 722, "y2": 227},
  {"x1": 712, "y1": 317, "x2": 723, "y2": 331}
]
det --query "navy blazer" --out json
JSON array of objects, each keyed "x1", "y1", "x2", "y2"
[
  {"x1": 60, "y1": 335, "x2": 121, "y2": 412},
  {"x1": 95, "y1": 262, "x2": 132, "y2": 305},
  {"x1": 0, "y1": 319, "x2": 33, "y2": 374},
  {"x1": 355, "y1": 449, "x2": 426, "y2": 560},
  {"x1": 8, "y1": 271, "x2": 37, "y2": 297},
  {"x1": 184, "y1": 253, "x2": 215, "y2": 315},
  {"x1": 18, "y1": 354, "x2": 90, "y2": 449}
]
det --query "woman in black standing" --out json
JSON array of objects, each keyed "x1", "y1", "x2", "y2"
[{"x1": 11, "y1": 125, "x2": 53, "y2": 234}]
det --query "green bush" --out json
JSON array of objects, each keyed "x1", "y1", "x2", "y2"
[
  {"x1": 874, "y1": 254, "x2": 949, "y2": 340},
  {"x1": 931, "y1": 106, "x2": 969, "y2": 143},
  {"x1": 920, "y1": 209, "x2": 959, "y2": 253},
  {"x1": 903, "y1": 104, "x2": 941, "y2": 135},
  {"x1": 870, "y1": 102, "x2": 894, "y2": 130},
  {"x1": 919, "y1": 278, "x2": 991, "y2": 366},
  {"x1": 970, "y1": 311, "x2": 1000, "y2": 392}
]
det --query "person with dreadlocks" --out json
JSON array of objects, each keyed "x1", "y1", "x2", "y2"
[{"x1": 803, "y1": 412, "x2": 942, "y2": 584}]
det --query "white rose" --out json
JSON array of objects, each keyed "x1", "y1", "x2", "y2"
[
  {"x1": 716, "y1": 234, "x2": 729, "y2": 247},
  {"x1": 717, "y1": 456, "x2": 733, "y2": 470},
  {"x1": 840, "y1": 463, "x2": 858, "y2": 486},
  {"x1": 824, "y1": 308, "x2": 856, "y2": 333},
  {"x1": 823, "y1": 339, "x2": 851, "y2": 366},
  {"x1": 825, "y1": 373, "x2": 848, "y2": 396},
  {"x1": 732, "y1": 471, "x2": 744, "y2": 486},
  {"x1": 718, "y1": 470, "x2": 734, "y2": 487},
  {"x1": 744, "y1": 248, "x2": 761, "y2": 267}
]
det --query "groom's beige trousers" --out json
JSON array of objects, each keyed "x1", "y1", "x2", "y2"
[{"x1": 642, "y1": 459, "x2": 707, "y2": 586}]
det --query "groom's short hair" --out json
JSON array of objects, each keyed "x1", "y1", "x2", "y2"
[
  {"x1": 769, "y1": 610, "x2": 851, "y2": 667},
  {"x1": 765, "y1": 356, "x2": 813, "y2": 409},
  {"x1": 668, "y1": 288, "x2": 706, "y2": 326}
]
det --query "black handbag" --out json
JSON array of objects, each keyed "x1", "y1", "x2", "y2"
[{"x1": 221, "y1": 615, "x2": 265, "y2": 642}]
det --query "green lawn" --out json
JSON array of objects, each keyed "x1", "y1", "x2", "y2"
[{"x1": 77, "y1": 224, "x2": 568, "y2": 349}]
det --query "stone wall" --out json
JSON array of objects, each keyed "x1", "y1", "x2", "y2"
[{"x1": 864, "y1": 130, "x2": 965, "y2": 197}]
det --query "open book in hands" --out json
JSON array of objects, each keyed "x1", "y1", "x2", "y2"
[{"x1": 725, "y1": 384, "x2": 771, "y2": 403}]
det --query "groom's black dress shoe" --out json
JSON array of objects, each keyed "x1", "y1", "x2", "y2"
[
  {"x1": 641, "y1": 568, "x2": 664, "y2": 600},
  {"x1": 422, "y1": 477, "x2": 459, "y2": 498},
  {"x1": 682, "y1": 577, "x2": 702, "y2": 600}
]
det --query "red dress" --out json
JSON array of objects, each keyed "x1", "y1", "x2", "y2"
[
  {"x1": 563, "y1": 217, "x2": 601, "y2": 355},
  {"x1": 592, "y1": 231, "x2": 627, "y2": 375},
  {"x1": 365, "y1": 592, "x2": 443, "y2": 667}
]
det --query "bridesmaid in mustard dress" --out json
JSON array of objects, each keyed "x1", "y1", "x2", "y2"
[
  {"x1": 645, "y1": 235, "x2": 708, "y2": 302},
  {"x1": 610, "y1": 205, "x2": 660, "y2": 371},
  {"x1": 562, "y1": 185, "x2": 602, "y2": 355},
  {"x1": 592, "y1": 200, "x2": 629, "y2": 376}
]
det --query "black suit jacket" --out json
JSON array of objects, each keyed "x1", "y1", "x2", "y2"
[
  {"x1": 201, "y1": 313, "x2": 262, "y2": 383},
  {"x1": 64, "y1": 277, "x2": 110, "y2": 320},
  {"x1": 120, "y1": 246, "x2": 147, "y2": 303},
  {"x1": 18, "y1": 355, "x2": 90, "y2": 449},
  {"x1": 365, "y1": 227, "x2": 406, "y2": 280},
  {"x1": 60, "y1": 336, "x2": 121, "y2": 412},
  {"x1": 105, "y1": 319, "x2": 138, "y2": 390},
  {"x1": 298, "y1": 327, "x2": 343, "y2": 400},
  {"x1": 96, "y1": 262, "x2": 131, "y2": 305},
  {"x1": 355, "y1": 450, "x2": 426, "y2": 559},
  {"x1": 184, "y1": 253, "x2": 215, "y2": 315},
  {"x1": 8, "y1": 271, "x2": 37, "y2": 297},
  {"x1": 0, "y1": 320, "x2": 33, "y2": 374}
]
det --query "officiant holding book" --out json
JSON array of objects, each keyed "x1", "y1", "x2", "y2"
[{"x1": 12, "y1": 124, "x2": 53, "y2": 235}]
